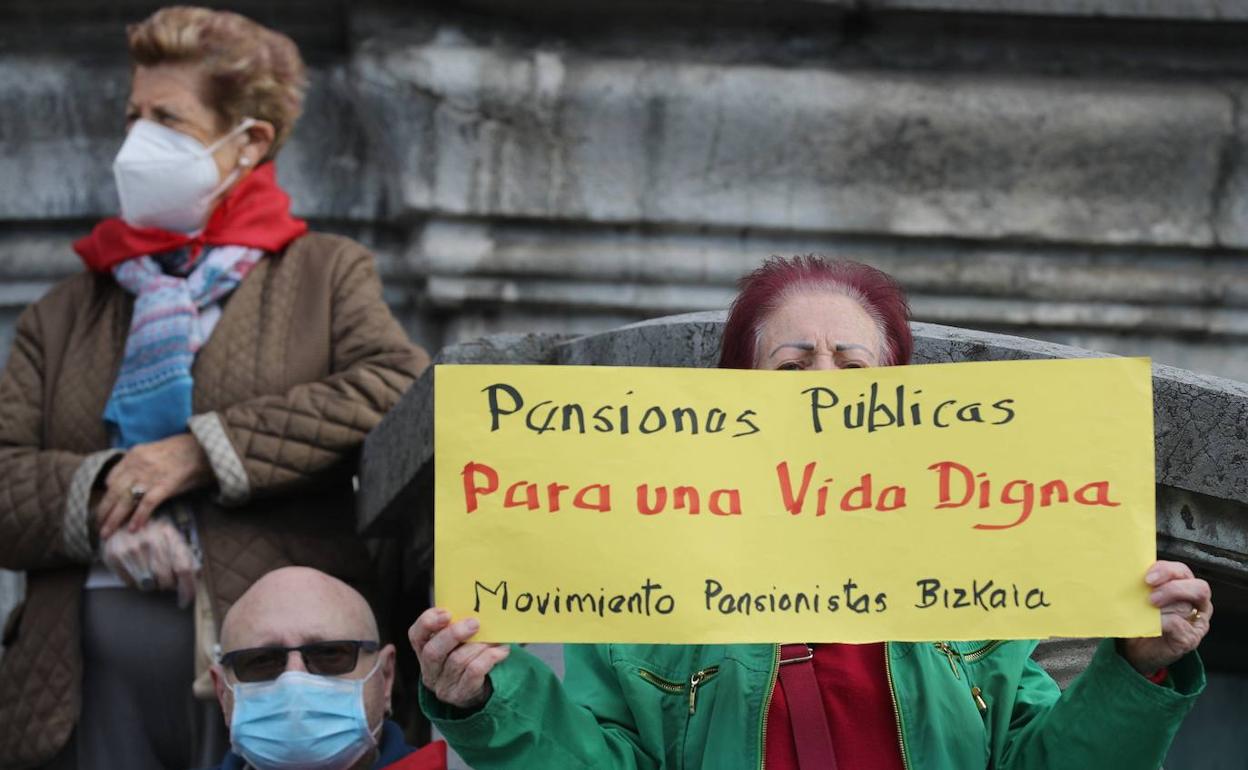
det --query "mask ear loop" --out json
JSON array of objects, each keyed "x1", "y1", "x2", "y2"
[
  {"x1": 203, "y1": 117, "x2": 258, "y2": 156},
  {"x1": 368, "y1": 717, "x2": 385, "y2": 745},
  {"x1": 359, "y1": 652, "x2": 387, "y2": 747},
  {"x1": 200, "y1": 118, "x2": 260, "y2": 206}
]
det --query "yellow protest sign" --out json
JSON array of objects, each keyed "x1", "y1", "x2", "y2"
[{"x1": 434, "y1": 358, "x2": 1158, "y2": 643}]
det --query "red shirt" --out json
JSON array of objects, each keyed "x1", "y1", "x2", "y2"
[{"x1": 764, "y1": 643, "x2": 906, "y2": 770}]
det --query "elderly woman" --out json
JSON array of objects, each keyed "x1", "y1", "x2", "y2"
[
  {"x1": 0, "y1": 7, "x2": 426, "y2": 769},
  {"x1": 411, "y1": 257, "x2": 1210, "y2": 769}
]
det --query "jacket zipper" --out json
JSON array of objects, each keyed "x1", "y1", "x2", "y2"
[
  {"x1": 934, "y1": 642, "x2": 961, "y2": 679},
  {"x1": 638, "y1": 666, "x2": 720, "y2": 715},
  {"x1": 688, "y1": 666, "x2": 720, "y2": 714},
  {"x1": 757, "y1": 645, "x2": 780, "y2": 770},
  {"x1": 885, "y1": 642, "x2": 913, "y2": 770},
  {"x1": 964, "y1": 641, "x2": 1002, "y2": 713},
  {"x1": 962, "y1": 640, "x2": 1006, "y2": 663},
  {"x1": 937, "y1": 641, "x2": 998, "y2": 713},
  {"x1": 971, "y1": 686, "x2": 988, "y2": 713},
  {"x1": 638, "y1": 668, "x2": 685, "y2": 694}
]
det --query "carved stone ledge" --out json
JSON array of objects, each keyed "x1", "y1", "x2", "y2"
[{"x1": 358, "y1": 332, "x2": 569, "y2": 536}]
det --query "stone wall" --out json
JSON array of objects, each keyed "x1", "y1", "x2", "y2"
[{"x1": 0, "y1": 0, "x2": 1246, "y2": 380}]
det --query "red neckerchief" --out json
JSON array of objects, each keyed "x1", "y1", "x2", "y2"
[{"x1": 73, "y1": 162, "x2": 308, "y2": 272}]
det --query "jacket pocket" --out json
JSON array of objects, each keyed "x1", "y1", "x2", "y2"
[
  {"x1": 637, "y1": 665, "x2": 721, "y2": 715},
  {"x1": 634, "y1": 663, "x2": 726, "y2": 770}
]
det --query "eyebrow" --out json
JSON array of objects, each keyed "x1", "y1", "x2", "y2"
[
  {"x1": 769, "y1": 341, "x2": 815, "y2": 358},
  {"x1": 835, "y1": 344, "x2": 875, "y2": 357},
  {"x1": 125, "y1": 103, "x2": 184, "y2": 121},
  {"x1": 768, "y1": 341, "x2": 877, "y2": 360}
]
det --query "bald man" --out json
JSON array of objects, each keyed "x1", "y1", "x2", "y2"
[{"x1": 208, "y1": 566, "x2": 445, "y2": 770}]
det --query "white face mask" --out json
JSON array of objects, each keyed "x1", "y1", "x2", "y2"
[{"x1": 113, "y1": 117, "x2": 255, "y2": 233}]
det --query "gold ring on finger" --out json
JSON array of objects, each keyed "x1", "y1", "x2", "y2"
[{"x1": 1187, "y1": 607, "x2": 1201, "y2": 624}]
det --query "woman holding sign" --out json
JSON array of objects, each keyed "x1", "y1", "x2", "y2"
[{"x1": 412, "y1": 257, "x2": 1210, "y2": 769}]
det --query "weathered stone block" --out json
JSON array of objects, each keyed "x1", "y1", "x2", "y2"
[
  {"x1": 554, "y1": 311, "x2": 727, "y2": 368},
  {"x1": 1152, "y1": 363, "x2": 1248, "y2": 505},
  {"x1": 1212, "y1": 85, "x2": 1248, "y2": 247},
  {"x1": 863, "y1": 0, "x2": 1248, "y2": 20},
  {"x1": 357, "y1": 332, "x2": 569, "y2": 536},
  {"x1": 354, "y1": 39, "x2": 1232, "y2": 245},
  {"x1": 279, "y1": 66, "x2": 390, "y2": 221},
  {"x1": 411, "y1": 217, "x2": 1248, "y2": 379},
  {"x1": 0, "y1": 55, "x2": 127, "y2": 219},
  {"x1": 1156, "y1": 486, "x2": 1248, "y2": 584},
  {"x1": 0, "y1": 57, "x2": 381, "y2": 222},
  {"x1": 0, "y1": 232, "x2": 81, "y2": 280},
  {"x1": 472, "y1": 0, "x2": 1248, "y2": 21},
  {"x1": 413, "y1": 218, "x2": 1248, "y2": 305}
]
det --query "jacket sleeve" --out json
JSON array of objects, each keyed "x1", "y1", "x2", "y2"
[
  {"x1": 995, "y1": 639, "x2": 1204, "y2": 770},
  {"x1": 421, "y1": 645, "x2": 659, "y2": 769},
  {"x1": 188, "y1": 245, "x2": 428, "y2": 506},
  {"x1": 0, "y1": 302, "x2": 116, "y2": 570}
]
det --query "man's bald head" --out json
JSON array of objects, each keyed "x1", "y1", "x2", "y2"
[
  {"x1": 220, "y1": 566, "x2": 379, "y2": 651},
  {"x1": 213, "y1": 567, "x2": 397, "y2": 754}
]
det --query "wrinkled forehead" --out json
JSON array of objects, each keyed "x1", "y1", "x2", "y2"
[
  {"x1": 221, "y1": 586, "x2": 376, "y2": 650},
  {"x1": 129, "y1": 63, "x2": 209, "y2": 108},
  {"x1": 757, "y1": 289, "x2": 885, "y2": 353}
]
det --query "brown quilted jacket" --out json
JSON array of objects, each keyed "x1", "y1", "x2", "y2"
[{"x1": 0, "y1": 233, "x2": 428, "y2": 767}]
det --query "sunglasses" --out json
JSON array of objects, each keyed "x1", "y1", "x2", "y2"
[{"x1": 219, "y1": 640, "x2": 380, "y2": 683}]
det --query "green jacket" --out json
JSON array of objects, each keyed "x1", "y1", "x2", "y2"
[{"x1": 424, "y1": 638, "x2": 1203, "y2": 769}]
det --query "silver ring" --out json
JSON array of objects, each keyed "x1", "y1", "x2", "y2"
[{"x1": 129, "y1": 484, "x2": 147, "y2": 502}]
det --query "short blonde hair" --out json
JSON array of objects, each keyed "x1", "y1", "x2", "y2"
[{"x1": 127, "y1": 6, "x2": 306, "y2": 160}]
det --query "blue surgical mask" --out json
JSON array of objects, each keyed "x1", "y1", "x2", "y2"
[{"x1": 229, "y1": 657, "x2": 383, "y2": 770}]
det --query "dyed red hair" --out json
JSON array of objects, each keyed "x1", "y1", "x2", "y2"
[{"x1": 718, "y1": 256, "x2": 912, "y2": 369}]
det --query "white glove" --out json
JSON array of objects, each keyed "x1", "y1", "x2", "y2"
[{"x1": 101, "y1": 518, "x2": 200, "y2": 608}]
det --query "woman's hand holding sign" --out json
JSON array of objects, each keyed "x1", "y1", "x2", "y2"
[
  {"x1": 411, "y1": 609, "x2": 511, "y2": 709},
  {"x1": 1120, "y1": 560, "x2": 1212, "y2": 675}
]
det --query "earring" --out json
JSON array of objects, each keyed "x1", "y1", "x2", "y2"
[{"x1": 239, "y1": 156, "x2": 253, "y2": 167}]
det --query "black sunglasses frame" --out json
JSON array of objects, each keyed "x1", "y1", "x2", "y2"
[{"x1": 219, "y1": 639, "x2": 380, "y2": 682}]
